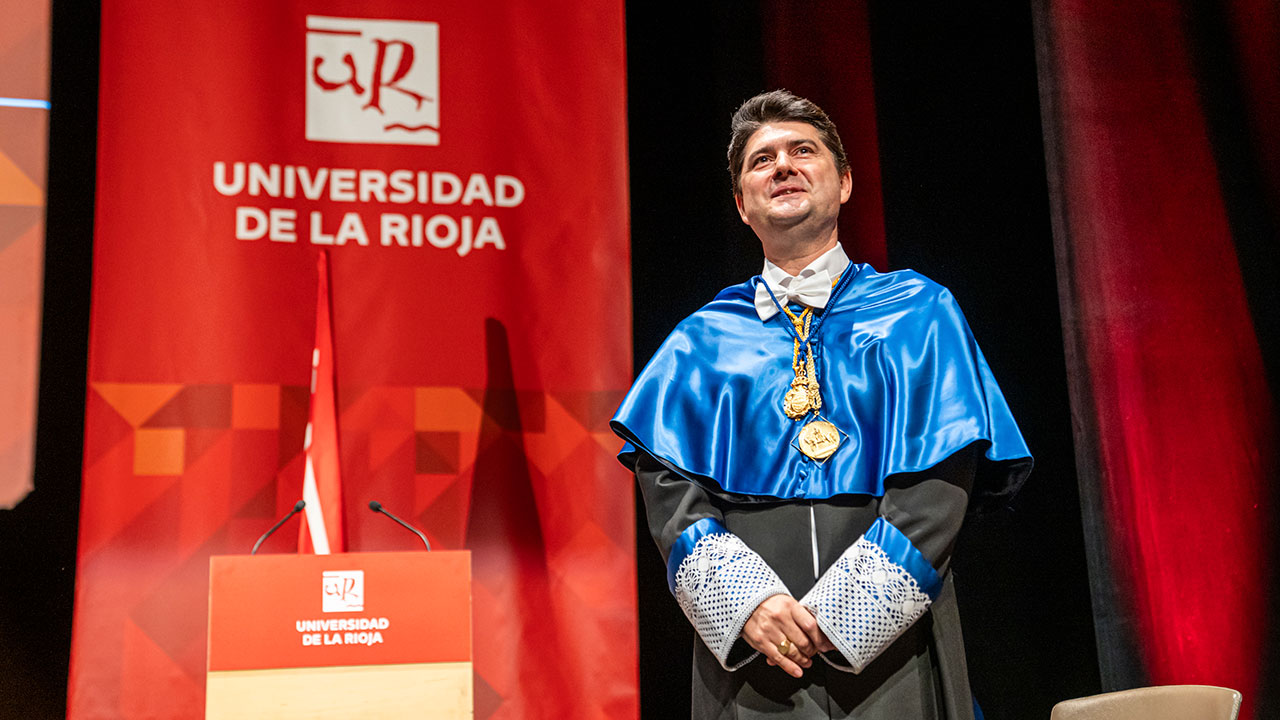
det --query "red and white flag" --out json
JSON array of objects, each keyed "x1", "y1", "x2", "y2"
[{"x1": 299, "y1": 250, "x2": 344, "y2": 554}]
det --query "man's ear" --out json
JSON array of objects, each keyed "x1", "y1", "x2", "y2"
[
  {"x1": 839, "y1": 170, "x2": 852, "y2": 204},
  {"x1": 734, "y1": 191, "x2": 750, "y2": 224}
]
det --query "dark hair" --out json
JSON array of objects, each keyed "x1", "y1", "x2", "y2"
[{"x1": 727, "y1": 89, "x2": 849, "y2": 195}]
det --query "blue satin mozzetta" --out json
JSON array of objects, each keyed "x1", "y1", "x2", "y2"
[
  {"x1": 612, "y1": 265, "x2": 1032, "y2": 504},
  {"x1": 667, "y1": 516, "x2": 730, "y2": 594},
  {"x1": 864, "y1": 517, "x2": 942, "y2": 599}
]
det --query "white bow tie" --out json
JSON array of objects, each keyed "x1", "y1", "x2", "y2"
[{"x1": 754, "y1": 269, "x2": 833, "y2": 321}]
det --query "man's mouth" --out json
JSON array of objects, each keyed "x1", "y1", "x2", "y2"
[{"x1": 771, "y1": 186, "x2": 803, "y2": 198}]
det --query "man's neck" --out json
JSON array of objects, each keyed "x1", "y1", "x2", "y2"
[{"x1": 761, "y1": 232, "x2": 839, "y2": 276}]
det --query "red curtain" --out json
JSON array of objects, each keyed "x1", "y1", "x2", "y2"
[
  {"x1": 762, "y1": 0, "x2": 887, "y2": 270},
  {"x1": 1036, "y1": 1, "x2": 1277, "y2": 715},
  {"x1": 71, "y1": 2, "x2": 635, "y2": 718}
]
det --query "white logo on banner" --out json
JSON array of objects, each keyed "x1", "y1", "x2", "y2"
[
  {"x1": 211, "y1": 15, "x2": 525, "y2": 254},
  {"x1": 322, "y1": 570, "x2": 364, "y2": 612},
  {"x1": 305, "y1": 16, "x2": 440, "y2": 146}
]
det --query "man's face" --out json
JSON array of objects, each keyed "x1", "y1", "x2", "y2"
[{"x1": 734, "y1": 121, "x2": 852, "y2": 235}]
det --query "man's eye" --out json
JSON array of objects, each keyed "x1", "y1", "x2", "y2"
[
  {"x1": 796, "y1": 146, "x2": 813, "y2": 155},
  {"x1": 753, "y1": 155, "x2": 771, "y2": 166}
]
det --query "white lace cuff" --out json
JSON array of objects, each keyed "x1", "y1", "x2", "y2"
[
  {"x1": 799, "y1": 519, "x2": 938, "y2": 673},
  {"x1": 672, "y1": 531, "x2": 790, "y2": 670}
]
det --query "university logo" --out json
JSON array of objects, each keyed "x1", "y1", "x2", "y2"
[
  {"x1": 322, "y1": 570, "x2": 364, "y2": 612},
  {"x1": 305, "y1": 15, "x2": 440, "y2": 146}
]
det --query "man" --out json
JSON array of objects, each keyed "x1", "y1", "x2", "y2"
[{"x1": 611, "y1": 90, "x2": 1032, "y2": 718}]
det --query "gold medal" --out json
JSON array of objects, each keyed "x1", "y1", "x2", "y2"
[
  {"x1": 783, "y1": 383, "x2": 812, "y2": 418},
  {"x1": 797, "y1": 420, "x2": 840, "y2": 460}
]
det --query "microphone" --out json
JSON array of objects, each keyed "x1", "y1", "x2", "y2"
[
  {"x1": 251, "y1": 500, "x2": 306, "y2": 555},
  {"x1": 368, "y1": 500, "x2": 431, "y2": 551}
]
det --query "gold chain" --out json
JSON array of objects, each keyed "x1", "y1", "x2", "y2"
[
  {"x1": 776, "y1": 273, "x2": 845, "y2": 460},
  {"x1": 785, "y1": 309, "x2": 812, "y2": 375},
  {"x1": 778, "y1": 275, "x2": 839, "y2": 421}
]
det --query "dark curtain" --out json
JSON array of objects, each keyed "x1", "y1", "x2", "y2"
[{"x1": 1034, "y1": 2, "x2": 1280, "y2": 717}]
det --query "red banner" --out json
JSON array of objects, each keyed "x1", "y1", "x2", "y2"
[
  {"x1": 0, "y1": 0, "x2": 49, "y2": 509},
  {"x1": 73, "y1": 2, "x2": 634, "y2": 718}
]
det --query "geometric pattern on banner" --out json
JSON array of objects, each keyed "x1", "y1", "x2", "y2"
[
  {"x1": 0, "y1": 96, "x2": 48, "y2": 509},
  {"x1": 0, "y1": 203, "x2": 42, "y2": 251},
  {"x1": 0, "y1": 143, "x2": 44, "y2": 206},
  {"x1": 72, "y1": 382, "x2": 635, "y2": 720},
  {"x1": 0, "y1": 102, "x2": 50, "y2": 204},
  {"x1": 0, "y1": 204, "x2": 44, "y2": 508},
  {"x1": 415, "y1": 431, "x2": 460, "y2": 474}
]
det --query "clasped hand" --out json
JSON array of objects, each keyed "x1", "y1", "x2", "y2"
[{"x1": 741, "y1": 594, "x2": 835, "y2": 678}]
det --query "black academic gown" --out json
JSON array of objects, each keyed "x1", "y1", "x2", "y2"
[{"x1": 632, "y1": 445, "x2": 980, "y2": 720}]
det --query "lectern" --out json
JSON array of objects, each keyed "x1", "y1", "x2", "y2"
[{"x1": 206, "y1": 551, "x2": 471, "y2": 719}]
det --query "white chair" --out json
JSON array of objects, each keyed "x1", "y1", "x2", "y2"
[{"x1": 1050, "y1": 685, "x2": 1242, "y2": 720}]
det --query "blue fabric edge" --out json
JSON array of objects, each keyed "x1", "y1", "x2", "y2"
[
  {"x1": 618, "y1": 429, "x2": 1029, "y2": 505},
  {"x1": 865, "y1": 517, "x2": 943, "y2": 600},
  {"x1": 666, "y1": 516, "x2": 729, "y2": 595},
  {"x1": 617, "y1": 436, "x2": 701, "y2": 488}
]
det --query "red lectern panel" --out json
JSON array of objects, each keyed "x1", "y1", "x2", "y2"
[{"x1": 207, "y1": 551, "x2": 471, "y2": 719}]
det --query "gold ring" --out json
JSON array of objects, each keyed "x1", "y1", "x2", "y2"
[{"x1": 777, "y1": 637, "x2": 792, "y2": 655}]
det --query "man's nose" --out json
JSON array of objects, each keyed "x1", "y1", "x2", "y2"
[{"x1": 773, "y1": 152, "x2": 795, "y2": 177}]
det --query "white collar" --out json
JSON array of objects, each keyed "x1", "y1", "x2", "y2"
[{"x1": 754, "y1": 243, "x2": 851, "y2": 321}]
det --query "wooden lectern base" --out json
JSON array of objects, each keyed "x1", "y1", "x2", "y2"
[{"x1": 206, "y1": 661, "x2": 472, "y2": 719}]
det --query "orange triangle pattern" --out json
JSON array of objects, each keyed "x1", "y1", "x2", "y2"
[
  {"x1": 92, "y1": 383, "x2": 184, "y2": 428},
  {"x1": 414, "y1": 386, "x2": 483, "y2": 431},
  {"x1": 0, "y1": 149, "x2": 42, "y2": 206}
]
